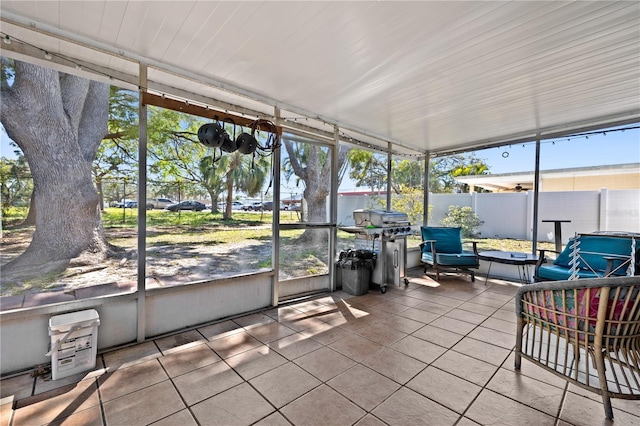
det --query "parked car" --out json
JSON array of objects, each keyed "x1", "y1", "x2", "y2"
[
  {"x1": 114, "y1": 199, "x2": 135, "y2": 208},
  {"x1": 242, "y1": 201, "x2": 264, "y2": 211},
  {"x1": 283, "y1": 204, "x2": 301, "y2": 211},
  {"x1": 146, "y1": 198, "x2": 175, "y2": 209},
  {"x1": 165, "y1": 200, "x2": 206, "y2": 212},
  {"x1": 213, "y1": 201, "x2": 244, "y2": 210},
  {"x1": 261, "y1": 202, "x2": 286, "y2": 211}
]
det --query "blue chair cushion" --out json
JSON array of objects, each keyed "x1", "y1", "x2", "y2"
[
  {"x1": 537, "y1": 264, "x2": 603, "y2": 281},
  {"x1": 422, "y1": 251, "x2": 478, "y2": 267},
  {"x1": 554, "y1": 235, "x2": 632, "y2": 275},
  {"x1": 421, "y1": 227, "x2": 463, "y2": 254},
  {"x1": 553, "y1": 238, "x2": 574, "y2": 268}
]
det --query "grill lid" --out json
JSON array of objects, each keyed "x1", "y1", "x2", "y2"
[{"x1": 353, "y1": 209, "x2": 409, "y2": 227}]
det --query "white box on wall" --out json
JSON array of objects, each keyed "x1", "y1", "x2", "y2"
[{"x1": 48, "y1": 309, "x2": 100, "y2": 380}]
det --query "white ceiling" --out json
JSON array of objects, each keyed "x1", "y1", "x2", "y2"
[{"x1": 1, "y1": 1, "x2": 639, "y2": 155}]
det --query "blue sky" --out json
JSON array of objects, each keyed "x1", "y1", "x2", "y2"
[
  {"x1": 474, "y1": 125, "x2": 640, "y2": 174},
  {"x1": 3, "y1": 123, "x2": 639, "y2": 175}
]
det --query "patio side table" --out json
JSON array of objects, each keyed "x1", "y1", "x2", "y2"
[
  {"x1": 542, "y1": 219, "x2": 571, "y2": 253},
  {"x1": 477, "y1": 251, "x2": 539, "y2": 285}
]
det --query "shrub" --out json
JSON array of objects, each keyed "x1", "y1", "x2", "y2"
[
  {"x1": 440, "y1": 205, "x2": 483, "y2": 238},
  {"x1": 0, "y1": 206, "x2": 28, "y2": 227}
]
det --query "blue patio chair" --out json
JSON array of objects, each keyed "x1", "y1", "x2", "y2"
[
  {"x1": 535, "y1": 233, "x2": 639, "y2": 281},
  {"x1": 420, "y1": 226, "x2": 479, "y2": 281}
]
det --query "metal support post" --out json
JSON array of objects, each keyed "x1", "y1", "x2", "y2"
[{"x1": 136, "y1": 63, "x2": 148, "y2": 342}]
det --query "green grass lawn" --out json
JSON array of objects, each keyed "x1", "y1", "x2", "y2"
[
  {"x1": 1, "y1": 206, "x2": 555, "y2": 295},
  {"x1": 102, "y1": 207, "x2": 277, "y2": 227},
  {"x1": 3, "y1": 206, "x2": 554, "y2": 253}
]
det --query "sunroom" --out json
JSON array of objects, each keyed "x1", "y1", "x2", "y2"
[{"x1": 1, "y1": 1, "x2": 639, "y2": 425}]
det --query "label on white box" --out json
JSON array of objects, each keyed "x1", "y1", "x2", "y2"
[
  {"x1": 57, "y1": 355, "x2": 75, "y2": 372},
  {"x1": 55, "y1": 333, "x2": 94, "y2": 372},
  {"x1": 74, "y1": 335, "x2": 92, "y2": 351}
]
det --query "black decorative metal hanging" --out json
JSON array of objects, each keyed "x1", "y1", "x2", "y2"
[
  {"x1": 197, "y1": 118, "x2": 226, "y2": 149},
  {"x1": 219, "y1": 117, "x2": 238, "y2": 153}
]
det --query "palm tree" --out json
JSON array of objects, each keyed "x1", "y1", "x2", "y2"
[
  {"x1": 218, "y1": 151, "x2": 270, "y2": 220},
  {"x1": 199, "y1": 154, "x2": 227, "y2": 212}
]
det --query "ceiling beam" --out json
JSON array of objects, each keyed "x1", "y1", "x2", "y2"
[
  {"x1": 142, "y1": 92, "x2": 259, "y2": 129},
  {"x1": 1, "y1": 12, "x2": 410, "y2": 151}
]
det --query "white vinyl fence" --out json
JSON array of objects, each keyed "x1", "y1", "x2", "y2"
[{"x1": 338, "y1": 189, "x2": 640, "y2": 244}]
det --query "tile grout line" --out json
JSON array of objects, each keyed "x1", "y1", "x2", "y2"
[
  {"x1": 96, "y1": 377, "x2": 108, "y2": 426},
  {"x1": 96, "y1": 353, "x2": 107, "y2": 426},
  {"x1": 269, "y1": 313, "x2": 389, "y2": 426},
  {"x1": 14, "y1": 282, "x2": 628, "y2": 426},
  {"x1": 242, "y1": 364, "x2": 305, "y2": 426},
  {"x1": 313, "y1": 293, "x2": 479, "y2": 425},
  {"x1": 404, "y1": 305, "x2": 492, "y2": 425},
  {"x1": 463, "y1": 347, "x2": 573, "y2": 424},
  {"x1": 554, "y1": 381, "x2": 571, "y2": 426},
  {"x1": 452, "y1": 349, "x2": 512, "y2": 425},
  {"x1": 154, "y1": 348, "x2": 204, "y2": 426},
  {"x1": 386, "y1": 287, "x2": 519, "y2": 424}
]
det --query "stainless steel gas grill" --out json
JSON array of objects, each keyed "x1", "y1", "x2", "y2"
[{"x1": 340, "y1": 209, "x2": 413, "y2": 293}]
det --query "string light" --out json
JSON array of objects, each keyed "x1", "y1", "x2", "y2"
[
  {"x1": 2, "y1": 30, "x2": 636, "y2": 160},
  {"x1": 2, "y1": 32, "x2": 127, "y2": 84}
]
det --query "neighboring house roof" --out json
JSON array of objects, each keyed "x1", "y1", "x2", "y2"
[
  {"x1": 339, "y1": 191, "x2": 389, "y2": 197},
  {"x1": 455, "y1": 163, "x2": 640, "y2": 192}
]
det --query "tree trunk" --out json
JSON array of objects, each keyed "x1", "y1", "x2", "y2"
[
  {"x1": 96, "y1": 177, "x2": 105, "y2": 210},
  {"x1": 224, "y1": 168, "x2": 234, "y2": 220},
  {"x1": 204, "y1": 187, "x2": 224, "y2": 214},
  {"x1": 20, "y1": 191, "x2": 37, "y2": 227},
  {"x1": 283, "y1": 142, "x2": 349, "y2": 244},
  {"x1": 0, "y1": 62, "x2": 110, "y2": 281},
  {"x1": 304, "y1": 147, "x2": 330, "y2": 224}
]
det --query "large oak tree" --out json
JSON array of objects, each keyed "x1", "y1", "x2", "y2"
[
  {"x1": 1, "y1": 61, "x2": 110, "y2": 280},
  {"x1": 283, "y1": 140, "x2": 350, "y2": 242}
]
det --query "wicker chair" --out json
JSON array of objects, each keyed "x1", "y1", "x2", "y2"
[{"x1": 515, "y1": 276, "x2": 640, "y2": 419}]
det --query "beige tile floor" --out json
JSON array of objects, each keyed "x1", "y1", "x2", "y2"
[{"x1": 2, "y1": 270, "x2": 639, "y2": 426}]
